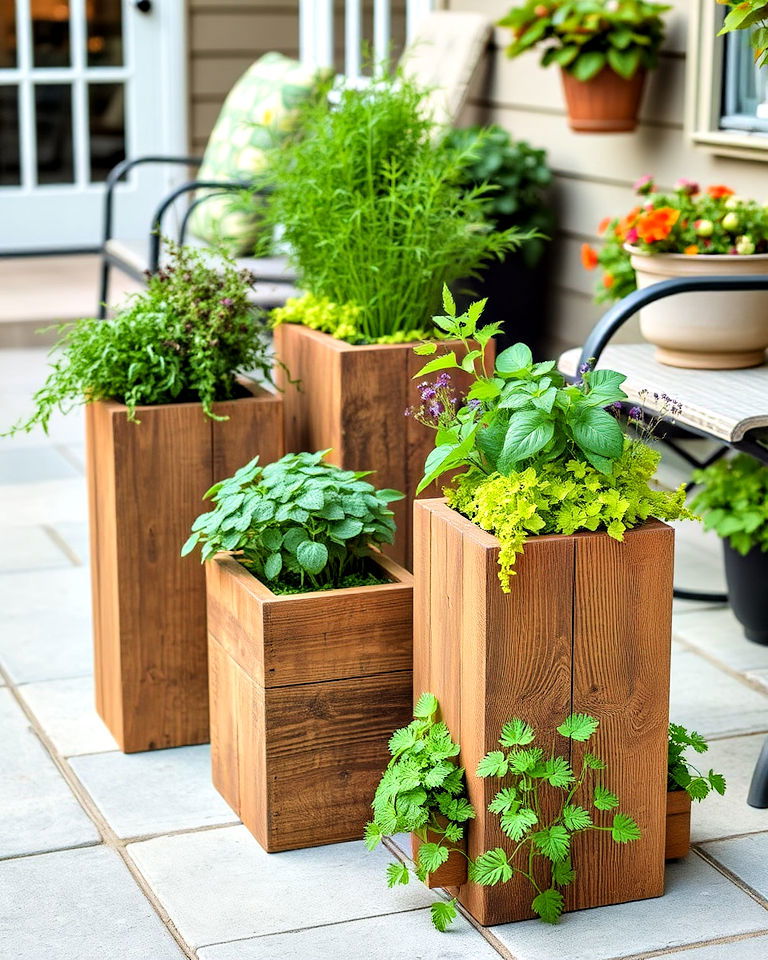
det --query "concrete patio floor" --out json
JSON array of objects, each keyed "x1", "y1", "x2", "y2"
[{"x1": 1, "y1": 347, "x2": 767, "y2": 960}]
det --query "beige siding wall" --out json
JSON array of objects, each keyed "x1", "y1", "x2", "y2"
[{"x1": 448, "y1": 0, "x2": 768, "y2": 355}]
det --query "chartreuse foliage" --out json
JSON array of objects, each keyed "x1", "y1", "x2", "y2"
[
  {"x1": 182, "y1": 451, "x2": 403, "y2": 592},
  {"x1": 413, "y1": 290, "x2": 693, "y2": 589},
  {"x1": 718, "y1": 0, "x2": 768, "y2": 69},
  {"x1": 470, "y1": 713, "x2": 640, "y2": 925},
  {"x1": 691, "y1": 454, "x2": 768, "y2": 556},
  {"x1": 668, "y1": 723, "x2": 726, "y2": 802},
  {"x1": 365, "y1": 693, "x2": 476, "y2": 932}
]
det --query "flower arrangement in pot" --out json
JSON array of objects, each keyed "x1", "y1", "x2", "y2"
[
  {"x1": 4, "y1": 244, "x2": 283, "y2": 753},
  {"x1": 691, "y1": 453, "x2": 768, "y2": 644},
  {"x1": 498, "y1": 0, "x2": 669, "y2": 133},
  {"x1": 583, "y1": 177, "x2": 768, "y2": 369}
]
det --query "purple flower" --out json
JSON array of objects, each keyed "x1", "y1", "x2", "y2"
[
  {"x1": 578, "y1": 361, "x2": 590, "y2": 375},
  {"x1": 220, "y1": 297, "x2": 233, "y2": 307},
  {"x1": 404, "y1": 407, "x2": 412, "y2": 417},
  {"x1": 428, "y1": 402, "x2": 444, "y2": 417},
  {"x1": 420, "y1": 386, "x2": 436, "y2": 401},
  {"x1": 435, "y1": 372, "x2": 452, "y2": 387},
  {"x1": 629, "y1": 406, "x2": 643, "y2": 420},
  {"x1": 610, "y1": 401, "x2": 622, "y2": 411},
  {"x1": 467, "y1": 398, "x2": 482, "y2": 410}
]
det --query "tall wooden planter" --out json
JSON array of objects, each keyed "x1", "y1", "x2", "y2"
[
  {"x1": 413, "y1": 499, "x2": 674, "y2": 925},
  {"x1": 274, "y1": 325, "x2": 487, "y2": 570},
  {"x1": 87, "y1": 383, "x2": 283, "y2": 753},
  {"x1": 206, "y1": 553, "x2": 413, "y2": 852}
]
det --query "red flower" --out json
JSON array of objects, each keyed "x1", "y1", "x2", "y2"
[
  {"x1": 581, "y1": 243, "x2": 599, "y2": 270},
  {"x1": 597, "y1": 217, "x2": 611, "y2": 235},
  {"x1": 636, "y1": 206, "x2": 680, "y2": 243},
  {"x1": 707, "y1": 184, "x2": 735, "y2": 199}
]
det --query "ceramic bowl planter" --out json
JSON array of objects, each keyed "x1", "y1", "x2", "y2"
[
  {"x1": 206, "y1": 552, "x2": 413, "y2": 852},
  {"x1": 413, "y1": 499, "x2": 674, "y2": 925},
  {"x1": 561, "y1": 67, "x2": 646, "y2": 133},
  {"x1": 87, "y1": 381, "x2": 283, "y2": 753},
  {"x1": 665, "y1": 790, "x2": 691, "y2": 860},
  {"x1": 627, "y1": 246, "x2": 768, "y2": 369},
  {"x1": 723, "y1": 543, "x2": 768, "y2": 645}
]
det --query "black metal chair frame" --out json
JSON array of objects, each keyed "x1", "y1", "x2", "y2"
[{"x1": 576, "y1": 273, "x2": 768, "y2": 808}]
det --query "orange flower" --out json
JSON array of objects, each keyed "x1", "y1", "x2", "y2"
[
  {"x1": 581, "y1": 243, "x2": 599, "y2": 270},
  {"x1": 602, "y1": 273, "x2": 615, "y2": 288},
  {"x1": 707, "y1": 184, "x2": 735, "y2": 199},
  {"x1": 616, "y1": 206, "x2": 642, "y2": 240},
  {"x1": 636, "y1": 206, "x2": 680, "y2": 243},
  {"x1": 597, "y1": 216, "x2": 611, "y2": 235},
  {"x1": 683, "y1": 244, "x2": 699, "y2": 255}
]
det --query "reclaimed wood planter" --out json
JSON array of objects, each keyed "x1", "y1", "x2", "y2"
[
  {"x1": 87, "y1": 383, "x2": 283, "y2": 753},
  {"x1": 274, "y1": 324, "x2": 486, "y2": 570},
  {"x1": 413, "y1": 499, "x2": 674, "y2": 924},
  {"x1": 206, "y1": 553, "x2": 413, "y2": 852},
  {"x1": 665, "y1": 790, "x2": 691, "y2": 860},
  {"x1": 412, "y1": 818, "x2": 468, "y2": 889}
]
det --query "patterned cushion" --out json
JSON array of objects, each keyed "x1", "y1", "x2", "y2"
[{"x1": 189, "y1": 53, "x2": 322, "y2": 255}]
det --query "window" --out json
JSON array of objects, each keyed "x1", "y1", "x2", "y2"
[{"x1": 720, "y1": 31, "x2": 768, "y2": 134}]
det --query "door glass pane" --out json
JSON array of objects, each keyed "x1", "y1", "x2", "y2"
[
  {"x1": 89, "y1": 82, "x2": 124, "y2": 181},
  {"x1": 0, "y1": 1, "x2": 17, "y2": 68},
  {"x1": 0, "y1": 86, "x2": 21, "y2": 185},
  {"x1": 35, "y1": 84, "x2": 74, "y2": 183},
  {"x1": 87, "y1": 0, "x2": 123, "y2": 67},
  {"x1": 32, "y1": 0, "x2": 71, "y2": 68}
]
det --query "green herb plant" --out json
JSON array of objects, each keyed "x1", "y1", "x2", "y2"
[
  {"x1": 499, "y1": 0, "x2": 669, "y2": 82},
  {"x1": 7, "y1": 243, "x2": 274, "y2": 433},
  {"x1": 717, "y1": 0, "x2": 768, "y2": 68},
  {"x1": 365, "y1": 693, "x2": 476, "y2": 933},
  {"x1": 182, "y1": 451, "x2": 403, "y2": 593},
  {"x1": 470, "y1": 713, "x2": 640, "y2": 925},
  {"x1": 691, "y1": 453, "x2": 768, "y2": 555},
  {"x1": 668, "y1": 723, "x2": 727, "y2": 801}
]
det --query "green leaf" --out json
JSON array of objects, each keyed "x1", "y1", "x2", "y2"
[
  {"x1": 418, "y1": 842, "x2": 450, "y2": 874},
  {"x1": 532, "y1": 888, "x2": 564, "y2": 924},
  {"x1": 496, "y1": 342, "x2": 533, "y2": 375},
  {"x1": 533, "y1": 825, "x2": 570, "y2": 862},
  {"x1": 329, "y1": 518, "x2": 364, "y2": 539},
  {"x1": 498, "y1": 410, "x2": 554, "y2": 472},
  {"x1": 611, "y1": 812, "x2": 641, "y2": 843},
  {"x1": 509, "y1": 747, "x2": 543, "y2": 774},
  {"x1": 572, "y1": 50, "x2": 606, "y2": 82},
  {"x1": 260, "y1": 528, "x2": 282, "y2": 551},
  {"x1": 499, "y1": 718, "x2": 535, "y2": 747},
  {"x1": 413, "y1": 342, "x2": 437, "y2": 356},
  {"x1": 296, "y1": 488, "x2": 324, "y2": 511},
  {"x1": 443, "y1": 821, "x2": 464, "y2": 843},
  {"x1": 388, "y1": 726, "x2": 417, "y2": 755},
  {"x1": 264, "y1": 552, "x2": 282, "y2": 579},
  {"x1": 551, "y1": 857, "x2": 576, "y2": 887},
  {"x1": 442, "y1": 284, "x2": 456, "y2": 317},
  {"x1": 296, "y1": 540, "x2": 329, "y2": 575},
  {"x1": 594, "y1": 785, "x2": 619, "y2": 811},
  {"x1": 488, "y1": 786, "x2": 518, "y2": 814},
  {"x1": 180, "y1": 533, "x2": 199, "y2": 558},
  {"x1": 476, "y1": 750, "x2": 509, "y2": 778},
  {"x1": 386, "y1": 861, "x2": 410, "y2": 887},
  {"x1": 562, "y1": 804, "x2": 592, "y2": 831},
  {"x1": 557, "y1": 713, "x2": 599, "y2": 742},
  {"x1": 414, "y1": 352, "x2": 458, "y2": 378},
  {"x1": 543, "y1": 756, "x2": 574, "y2": 788},
  {"x1": 607, "y1": 45, "x2": 642, "y2": 80},
  {"x1": 570, "y1": 407, "x2": 624, "y2": 460},
  {"x1": 430, "y1": 899, "x2": 458, "y2": 933},
  {"x1": 414, "y1": 692, "x2": 439, "y2": 719},
  {"x1": 500, "y1": 807, "x2": 538, "y2": 841},
  {"x1": 708, "y1": 771, "x2": 727, "y2": 796},
  {"x1": 364, "y1": 821, "x2": 383, "y2": 850},
  {"x1": 583, "y1": 752, "x2": 607, "y2": 770},
  {"x1": 438, "y1": 796, "x2": 476, "y2": 823},
  {"x1": 687, "y1": 777, "x2": 710, "y2": 801},
  {"x1": 469, "y1": 848, "x2": 513, "y2": 886}
]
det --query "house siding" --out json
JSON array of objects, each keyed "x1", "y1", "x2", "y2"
[{"x1": 447, "y1": 0, "x2": 768, "y2": 355}]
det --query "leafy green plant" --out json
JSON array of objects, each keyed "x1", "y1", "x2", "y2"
[
  {"x1": 668, "y1": 723, "x2": 727, "y2": 801},
  {"x1": 365, "y1": 692, "x2": 475, "y2": 932},
  {"x1": 718, "y1": 0, "x2": 768, "y2": 68},
  {"x1": 271, "y1": 292, "x2": 424, "y2": 345},
  {"x1": 691, "y1": 453, "x2": 768, "y2": 555},
  {"x1": 182, "y1": 451, "x2": 403, "y2": 592},
  {"x1": 499, "y1": 0, "x2": 669, "y2": 82},
  {"x1": 6, "y1": 244, "x2": 273, "y2": 432},
  {"x1": 470, "y1": 713, "x2": 640, "y2": 925},
  {"x1": 261, "y1": 71, "x2": 530, "y2": 343}
]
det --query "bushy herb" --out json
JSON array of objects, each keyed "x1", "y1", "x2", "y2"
[
  {"x1": 718, "y1": 0, "x2": 768, "y2": 68},
  {"x1": 499, "y1": 0, "x2": 669, "y2": 81},
  {"x1": 471, "y1": 714, "x2": 639, "y2": 925},
  {"x1": 261, "y1": 71, "x2": 530, "y2": 342},
  {"x1": 7, "y1": 244, "x2": 273, "y2": 432},
  {"x1": 691, "y1": 454, "x2": 768, "y2": 556},
  {"x1": 668, "y1": 723, "x2": 726, "y2": 801},
  {"x1": 365, "y1": 693, "x2": 475, "y2": 933},
  {"x1": 182, "y1": 451, "x2": 403, "y2": 592},
  {"x1": 272, "y1": 292, "x2": 429, "y2": 345}
]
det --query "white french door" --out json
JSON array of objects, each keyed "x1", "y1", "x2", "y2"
[{"x1": 0, "y1": 0, "x2": 186, "y2": 252}]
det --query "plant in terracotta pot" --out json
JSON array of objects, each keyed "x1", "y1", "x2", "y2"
[
  {"x1": 498, "y1": 0, "x2": 669, "y2": 132},
  {"x1": 584, "y1": 176, "x2": 768, "y2": 368},
  {"x1": 691, "y1": 453, "x2": 768, "y2": 644},
  {"x1": 666, "y1": 724, "x2": 726, "y2": 859}
]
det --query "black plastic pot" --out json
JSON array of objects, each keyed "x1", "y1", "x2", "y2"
[{"x1": 723, "y1": 542, "x2": 768, "y2": 645}]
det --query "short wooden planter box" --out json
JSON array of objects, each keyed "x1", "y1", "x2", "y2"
[
  {"x1": 665, "y1": 790, "x2": 691, "y2": 860},
  {"x1": 274, "y1": 324, "x2": 486, "y2": 570},
  {"x1": 413, "y1": 499, "x2": 674, "y2": 925},
  {"x1": 206, "y1": 553, "x2": 413, "y2": 852},
  {"x1": 87, "y1": 383, "x2": 283, "y2": 753},
  {"x1": 412, "y1": 819, "x2": 468, "y2": 889}
]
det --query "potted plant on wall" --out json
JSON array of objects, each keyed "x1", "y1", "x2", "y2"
[
  {"x1": 410, "y1": 289, "x2": 693, "y2": 924},
  {"x1": 5, "y1": 245, "x2": 283, "y2": 752},
  {"x1": 183, "y1": 450, "x2": 413, "y2": 852},
  {"x1": 583, "y1": 177, "x2": 768, "y2": 368},
  {"x1": 498, "y1": 0, "x2": 669, "y2": 132},
  {"x1": 666, "y1": 723, "x2": 726, "y2": 859},
  {"x1": 690, "y1": 454, "x2": 768, "y2": 643},
  {"x1": 264, "y1": 72, "x2": 531, "y2": 568}
]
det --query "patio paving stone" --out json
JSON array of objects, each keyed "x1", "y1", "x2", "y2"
[
  {"x1": 17, "y1": 676, "x2": 116, "y2": 757},
  {"x1": 196, "y1": 908, "x2": 501, "y2": 960},
  {"x1": 690, "y1": 734, "x2": 768, "y2": 842},
  {"x1": 0, "y1": 477, "x2": 88, "y2": 525},
  {"x1": 0, "y1": 445, "x2": 80, "y2": 485},
  {"x1": 127, "y1": 826, "x2": 435, "y2": 948},
  {"x1": 0, "y1": 845, "x2": 184, "y2": 960},
  {"x1": 658, "y1": 936, "x2": 768, "y2": 959},
  {"x1": 0, "y1": 523, "x2": 72, "y2": 572},
  {"x1": 701, "y1": 833, "x2": 768, "y2": 900},
  {"x1": 674, "y1": 607, "x2": 768, "y2": 674},
  {"x1": 0, "y1": 687, "x2": 99, "y2": 858},
  {"x1": 70, "y1": 745, "x2": 235, "y2": 838},
  {"x1": 49, "y1": 519, "x2": 89, "y2": 565},
  {"x1": 488, "y1": 855, "x2": 768, "y2": 960}
]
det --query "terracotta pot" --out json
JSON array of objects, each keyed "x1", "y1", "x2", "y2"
[
  {"x1": 561, "y1": 67, "x2": 646, "y2": 133},
  {"x1": 665, "y1": 789, "x2": 691, "y2": 860},
  {"x1": 628, "y1": 246, "x2": 768, "y2": 369}
]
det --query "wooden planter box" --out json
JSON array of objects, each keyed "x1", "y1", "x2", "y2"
[
  {"x1": 205, "y1": 553, "x2": 413, "y2": 852},
  {"x1": 413, "y1": 499, "x2": 674, "y2": 925},
  {"x1": 87, "y1": 382, "x2": 283, "y2": 753},
  {"x1": 665, "y1": 790, "x2": 691, "y2": 860},
  {"x1": 274, "y1": 324, "x2": 487, "y2": 570},
  {"x1": 411, "y1": 819, "x2": 468, "y2": 889}
]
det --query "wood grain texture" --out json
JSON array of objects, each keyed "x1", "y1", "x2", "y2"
[
  {"x1": 412, "y1": 500, "x2": 673, "y2": 925},
  {"x1": 88, "y1": 383, "x2": 283, "y2": 753},
  {"x1": 206, "y1": 554, "x2": 414, "y2": 851},
  {"x1": 665, "y1": 790, "x2": 692, "y2": 861}
]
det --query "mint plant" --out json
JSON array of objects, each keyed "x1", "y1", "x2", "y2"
[
  {"x1": 470, "y1": 713, "x2": 640, "y2": 925},
  {"x1": 691, "y1": 454, "x2": 768, "y2": 556},
  {"x1": 668, "y1": 723, "x2": 726, "y2": 801},
  {"x1": 365, "y1": 693, "x2": 476, "y2": 932},
  {"x1": 182, "y1": 451, "x2": 403, "y2": 592}
]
